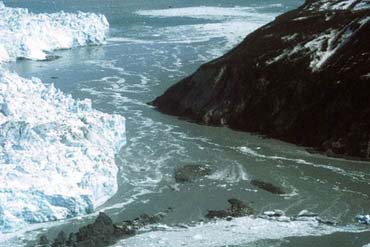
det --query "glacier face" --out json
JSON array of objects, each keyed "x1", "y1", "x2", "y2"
[
  {"x1": 0, "y1": 2, "x2": 125, "y2": 233},
  {"x1": 0, "y1": 70, "x2": 125, "y2": 232},
  {"x1": 0, "y1": 1, "x2": 109, "y2": 62}
]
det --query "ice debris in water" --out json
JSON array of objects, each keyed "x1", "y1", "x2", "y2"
[
  {"x1": 0, "y1": 69, "x2": 125, "y2": 232},
  {"x1": 356, "y1": 215, "x2": 370, "y2": 225},
  {"x1": 115, "y1": 214, "x2": 344, "y2": 247},
  {"x1": 0, "y1": 1, "x2": 109, "y2": 62}
]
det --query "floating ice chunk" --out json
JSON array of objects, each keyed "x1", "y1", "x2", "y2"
[
  {"x1": 0, "y1": 2, "x2": 109, "y2": 62},
  {"x1": 263, "y1": 210, "x2": 285, "y2": 217},
  {"x1": 0, "y1": 69, "x2": 125, "y2": 232},
  {"x1": 356, "y1": 215, "x2": 370, "y2": 225},
  {"x1": 297, "y1": 210, "x2": 319, "y2": 218}
]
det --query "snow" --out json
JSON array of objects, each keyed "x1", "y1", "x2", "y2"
[
  {"x1": 354, "y1": 1, "x2": 370, "y2": 10},
  {"x1": 267, "y1": 15, "x2": 370, "y2": 72},
  {"x1": 0, "y1": 1, "x2": 109, "y2": 62},
  {"x1": 303, "y1": 29, "x2": 342, "y2": 71},
  {"x1": 328, "y1": 0, "x2": 357, "y2": 10},
  {"x1": 0, "y1": 2, "x2": 126, "y2": 233},
  {"x1": 306, "y1": 0, "x2": 370, "y2": 11}
]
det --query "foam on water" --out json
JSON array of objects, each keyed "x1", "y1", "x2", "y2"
[
  {"x1": 136, "y1": 6, "x2": 256, "y2": 20},
  {"x1": 114, "y1": 216, "x2": 362, "y2": 247},
  {"x1": 208, "y1": 163, "x2": 249, "y2": 183},
  {"x1": 0, "y1": 1, "x2": 108, "y2": 62},
  {"x1": 132, "y1": 6, "x2": 277, "y2": 57},
  {"x1": 237, "y1": 146, "x2": 370, "y2": 183}
]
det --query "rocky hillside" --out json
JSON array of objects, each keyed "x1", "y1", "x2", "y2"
[{"x1": 152, "y1": 0, "x2": 370, "y2": 159}]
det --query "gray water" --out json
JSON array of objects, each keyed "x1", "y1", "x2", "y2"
[{"x1": 2, "y1": 0, "x2": 370, "y2": 246}]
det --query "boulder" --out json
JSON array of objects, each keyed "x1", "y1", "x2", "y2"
[
  {"x1": 250, "y1": 179, "x2": 285, "y2": 195},
  {"x1": 206, "y1": 198, "x2": 254, "y2": 219}
]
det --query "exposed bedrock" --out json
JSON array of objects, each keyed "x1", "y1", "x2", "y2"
[
  {"x1": 152, "y1": 0, "x2": 370, "y2": 159},
  {"x1": 37, "y1": 209, "x2": 172, "y2": 247}
]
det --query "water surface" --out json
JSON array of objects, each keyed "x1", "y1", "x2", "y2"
[{"x1": 3, "y1": 0, "x2": 370, "y2": 246}]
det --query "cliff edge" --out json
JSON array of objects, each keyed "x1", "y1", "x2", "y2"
[{"x1": 152, "y1": 0, "x2": 370, "y2": 159}]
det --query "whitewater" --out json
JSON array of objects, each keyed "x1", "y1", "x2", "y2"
[{"x1": 0, "y1": 2, "x2": 125, "y2": 232}]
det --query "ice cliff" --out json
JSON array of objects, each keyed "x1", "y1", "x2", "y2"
[{"x1": 0, "y1": 2, "x2": 125, "y2": 232}]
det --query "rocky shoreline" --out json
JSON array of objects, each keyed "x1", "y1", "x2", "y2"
[
  {"x1": 37, "y1": 163, "x2": 370, "y2": 247},
  {"x1": 36, "y1": 209, "x2": 171, "y2": 247},
  {"x1": 151, "y1": 0, "x2": 370, "y2": 160}
]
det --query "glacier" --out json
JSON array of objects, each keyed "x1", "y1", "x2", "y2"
[
  {"x1": 0, "y1": 1, "x2": 109, "y2": 62},
  {"x1": 0, "y1": 2, "x2": 126, "y2": 233}
]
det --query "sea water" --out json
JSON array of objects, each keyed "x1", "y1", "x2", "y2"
[{"x1": 1, "y1": 0, "x2": 370, "y2": 246}]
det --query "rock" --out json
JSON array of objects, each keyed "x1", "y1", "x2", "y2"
[
  {"x1": 152, "y1": 0, "x2": 370, "y2": 160},
  {"x1": 52, "y1": 231, "x2": 67, "y2": 247},
  {"x1": 228, "y1": 198, "x2": 254, "y2": 217},
  {"x1": 174, "y1": 164, "x2": 211, "y2": 183},
  {"x1": 206, "y1": 210, "x2": 229, "y2": 219},
  {"x1": 250, "y1": 180, "x2": 285, "y2": 194},
  {"x1": 71, "y1": 212, "x2": 118, "y2": 247},
  {"x1": 206, "y1": 198, "x2": 254, "y2": 219},
  {"x1": 316, "y1": 217, "x2": 337, "y2": 226},
  {"x1": 47, "y1": 209, "x2": 171, "y2": 247},
  {"x1": 38, "y1": 235, "x2": 50, "y2": 246}
]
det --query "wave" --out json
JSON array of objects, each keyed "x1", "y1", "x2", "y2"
[{"x1": 0, "y1": 1, "x2": 108, "y2": 62}]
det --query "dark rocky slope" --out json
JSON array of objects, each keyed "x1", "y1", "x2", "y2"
[{"x1": 152, "y1": 0, "x2": 370, "y2": 159}]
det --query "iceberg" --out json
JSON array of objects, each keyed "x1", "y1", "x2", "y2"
[
  {"x1": 0, "y1": 1, "x2": 109, "y2": 62},
  {"x1": 0, "y1": 2, "x2": 125, "y2": 233}
]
